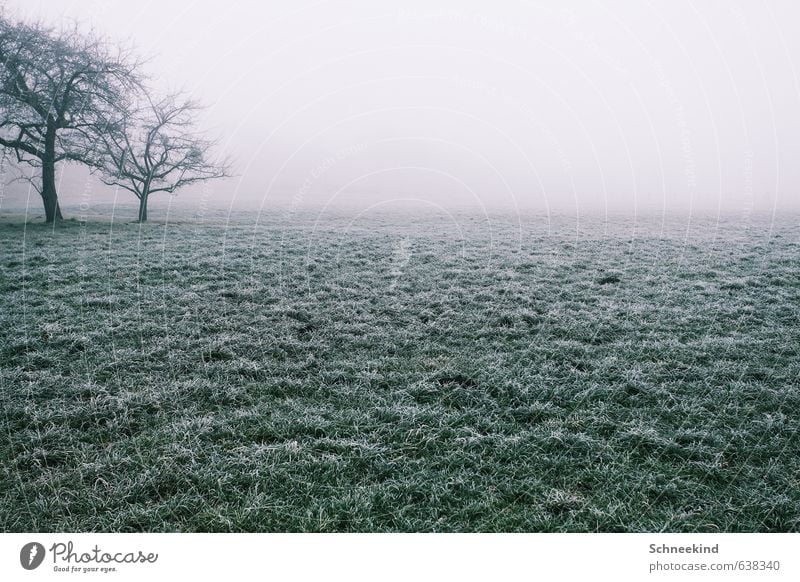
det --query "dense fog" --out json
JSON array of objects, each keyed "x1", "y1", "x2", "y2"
[{"x1": 2, "y1": 0, "x2": 799, "y2": 214}]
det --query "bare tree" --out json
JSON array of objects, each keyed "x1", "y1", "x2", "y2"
[
  {"x1": 93, "y1": 93, "x2": 230, "y2": 222},
  {"x1": 0, "y1": 15, "x2": 140, "y2": 222}
]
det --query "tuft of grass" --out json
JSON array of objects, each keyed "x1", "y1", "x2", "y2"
[{"x1": 597, "y1": 273, "x2": 622, "y2": 285}]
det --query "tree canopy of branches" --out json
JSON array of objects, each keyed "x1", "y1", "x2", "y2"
[
  {"x1": 93, "y1": 93, "x2": 230, "y2": 222},
  {"x1": 0, "y1": 15, "x2": 140, "y2": 222}
]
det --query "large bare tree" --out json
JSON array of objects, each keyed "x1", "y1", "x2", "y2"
[
  {"x1": 0, "y1": 16, "x2": 140, "y2": 222},
  {"x1": 93, "y1": 93, "x2": 230, "y2": 222}
]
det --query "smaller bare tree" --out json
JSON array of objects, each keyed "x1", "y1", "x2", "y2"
[{"x1": 93, "y1": 93, "x2": 230, "y2": 222}]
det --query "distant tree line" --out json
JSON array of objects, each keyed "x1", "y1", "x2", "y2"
[{"x1": 0, "y1": 13, "x2": 230, "y2": 223}]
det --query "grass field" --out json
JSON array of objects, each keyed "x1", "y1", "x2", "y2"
[{"x1": 1, "y1": 206, "x2": 799, "y2": 532}]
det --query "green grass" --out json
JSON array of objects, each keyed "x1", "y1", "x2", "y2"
[{"x1": 1, "y1": 207, "x2": 799, "y2": 532}]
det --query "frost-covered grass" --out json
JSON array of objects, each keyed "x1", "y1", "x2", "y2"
[{"x1": 1, "y1": 207, "x2": 799, "y2": 532}]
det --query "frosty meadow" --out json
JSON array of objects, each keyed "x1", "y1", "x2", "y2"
[{"x1": 1, "y1": 208, "x2": 798, "y2": 531}]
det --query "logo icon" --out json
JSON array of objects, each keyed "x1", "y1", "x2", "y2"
[{"x1": 20, "y1": 542, "x2": 46, "y2": 570}]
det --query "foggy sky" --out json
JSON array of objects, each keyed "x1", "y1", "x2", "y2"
[{"x1": 2, "y1": 0, "x2": 799, "y2": 214}]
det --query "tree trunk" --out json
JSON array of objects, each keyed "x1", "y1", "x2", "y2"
[
  {"x1": 41, "y1": 123, "x2": 63, "y2": 223},
  {"x1": 137, "y1": 192, "x2": 148, "y2": 222}
]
